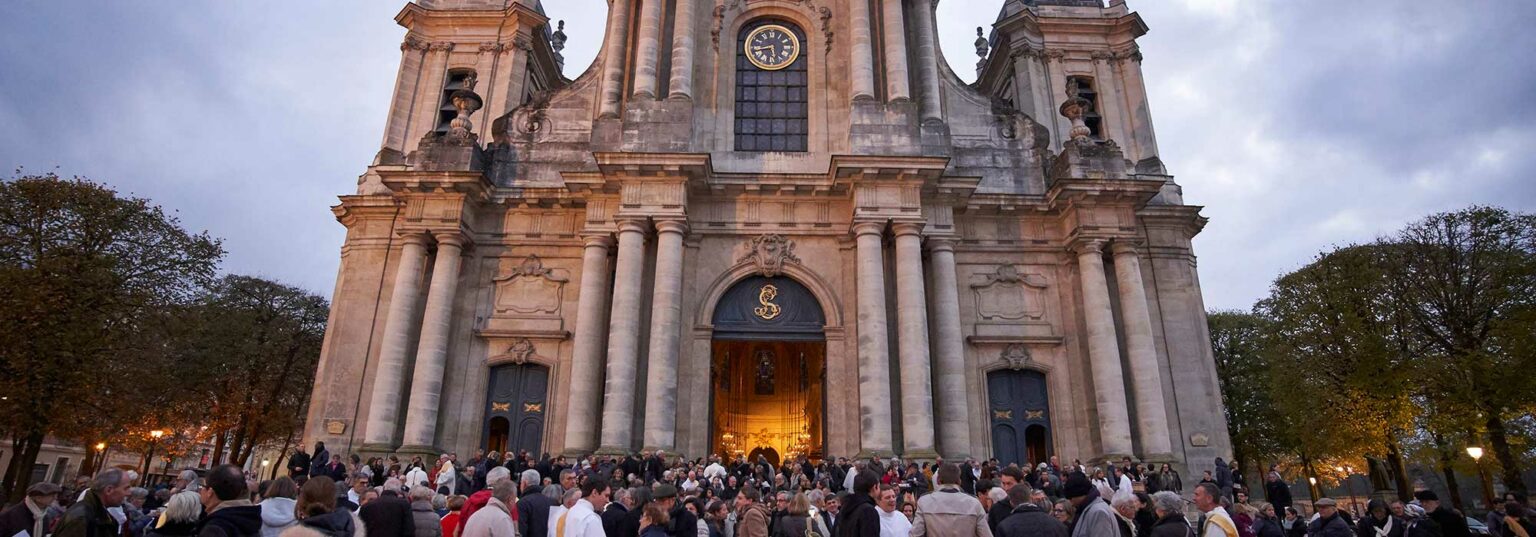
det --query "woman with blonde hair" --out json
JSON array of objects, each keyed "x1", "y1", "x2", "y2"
[
  {"x1": 771, "y1": 493, "x2": 822, "y2": 537},
  {"x1": 284, "y1": 476, "x2": 365, "y2": 537},
  {"x1": 146, "y1": 492, "x2": 202, "y2": 537}
]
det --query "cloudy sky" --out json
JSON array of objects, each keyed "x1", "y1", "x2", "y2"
[{"x1": 1, "y1": 0, "x2": 1532, "y2": 311}]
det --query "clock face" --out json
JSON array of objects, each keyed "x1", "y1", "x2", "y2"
[{"x1": 744, "y1": 24, "x2": 800, "y2": 71}]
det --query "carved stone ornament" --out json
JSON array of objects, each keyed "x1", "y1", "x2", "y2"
[
  {"x1": 324, "y1": 420, "x2": 347, "y2": 435},
  {"x1": 492, "y1": 255, "x2": 568, "y2": 317},
  {"x1": 713, "y1": 0, "x2": 833, "y2": 53},
  {"x1": 1189, "y1": 433, "x2": 1211, "y2": 447},
  {"x1": 1000, "y1": 344, "x2": 1032, "y2": 370},
  {"x1": 739, "y1": 234, "x2": 801, "y2": 277},
  {"x1": 971, "y1": 265, "x2": 1049, "y2": 321},
  {"x1": 504, "y1": 338, "x2": 536, "y2": 364}
]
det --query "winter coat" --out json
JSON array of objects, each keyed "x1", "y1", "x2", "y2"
[
  {"x1": 290, "y1": 453, "x2": 312, "y2": 478},
  {"x1": 1427, "y1": 509, "x2": 1468, "y2": 537},
  {"x1": 1214, "y1": 461, "x2": 1233, "y2": 492},
  {"x1": 0, "y1": 499, "x2": 43, "y2": 537},
  {"x1": 911, "y1": 487, "x2": 991, "y2": 537},
  {"x1": 833, "y1": 494, "x2": 879, "y2": 537},
  {"x1": 54, "y1": 490, "x2": 119, "y2": 537},
  {"x1": 1264, "y1": 482, "x2": 1292, "y2": 513},
  {"x1": 671, "y1": 505, "x2": 701, "y2": 537},
  {"x1": 517, "y1": 487, "x2": 555, "y2": 537},
  {"x1": 1070, "y1": 492, "x2": 1119, "y2": 537},
  {"x1": 987, "y1": 501, "x2": 1013, "y2": 535},
  {"x1": 262, "y1": 498, "x2": 300, "y2": 537},
  {"x1": 1355, "y1": 516, "x2": 1405, "y2": 537},
  {"x1": 149, "y1": 519, "x2": 203, "y2": 537},
  {"x1": 996, "y1": 503, "x2": 1065, "y2": 537},
  {"x1": 411, "y1": 501, "x2": 442, "y2": 537},
  {"x1": 357, "y1": 496, "x2": 415, "y2": 537},
  {"x1": 771, "y1": 515, "x2": 821, "y2": 537},
  {"x1": 298, "y1": 510, "x2": 365, "y2": 537},
  {"x1": 1307, "y1": 514, "x2": 1351, "y2": 537},
  {"x1": 602, "y1": 503, "x2": 629, "y2": 537},
  {"x1": 1253, "y1": 518, "x2": 1284, "y2": 537},
  {"x1": 199, "y1": 502, "x2": 264, "y2": 537},
  {"x1": 1150, "y1": 514, "x2": 1194, "y2": 537},
  {"x1": 739, "y1": 504, "x2": 773, "y2": 537}
]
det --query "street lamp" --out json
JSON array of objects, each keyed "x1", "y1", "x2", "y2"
[
  {"x1": 141, "y1": 430, "x2": 165, "y2": 485},
  {"x1": 1467, "y1": 446, "x2": 1494, "y2": 511},
  {"x1": 1338, "y1": 466, "x2": 1361, "y2": 517}
]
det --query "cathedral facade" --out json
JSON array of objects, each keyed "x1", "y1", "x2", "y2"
[{"x1": 305, "y1": 0, "x2": 1231, "y2": 470}]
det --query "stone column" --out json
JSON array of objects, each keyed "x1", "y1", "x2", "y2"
[
  {"x1": 407, "y1": 42, "x2": 454, "y2": 154},
  {"x1": 400, "y1": 232, "x2": 466, "y2": 451},
  {"x1": 642, "y1": 219, "x2": 689, "y2": 451},
  {"x1": 891, "y1": 223, "x2": 937, "y2": 457},
  {"x1": 880, "y1": 0, "x2": 910, "y2": 101},
  {"x1": 666, "y1": 0, "x2": 697, "y2": 99},
  {"x1": 852, "y1": 222, "x2": 895, "y2": 457},
  {"x1": 926, "y1": 238, "x2": 972, "y2": 458},
  {"x1": 1074, "y1": 239, "x2": 1134, "y2": 459},
  {"x1": 1111, "y1": 241, "x2": 1174, "y2": 458},
  {"x1": 382, "y1": 37, "x2": 429, "y2": 152},
  {"x1": 598, "y1": 0, "x2": 634, "y2": 117},
  {"x1": 1115, "y1": 51, "x2": 1160, "y2": 162},
  {"x1": 361, "y1": 233, "x2": 431, "y2": 448},
  {"x1": 562, "y1": 234, "x2": 615, "y2": 456},
  {"x1": 598, "y1": 218, "x2": 650, "y2": 453},
  {"x1": 1091, "y1": 52, "x2": 1130, "y2": 147},
  {"x1": 908, "y1": 0, "x2": 943, "y2": 123},
  {"x1": 632, "y1": 0, "x2": 665, "y2": 99},
  {"x1": 848, "y1": 0, "x2": 876, "y2": 100}
]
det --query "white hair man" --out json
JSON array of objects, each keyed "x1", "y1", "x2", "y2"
[
  {"x1": 55, "y1": 469, "x2": 132, "y2": 537},
  {"x1": 458, "y1": 466, "x2": 514, "y2": 537},
  {"x1": 463, "y1": 480, "x2": 518, "y2": 537},
  {"x1": 519, "y1": 469, "x2": 557, "y2": 537}
]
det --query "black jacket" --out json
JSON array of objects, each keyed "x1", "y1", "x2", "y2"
[
  {"x1": 772, "y1": 515, "x2": 822, "y2": 537},
  {"x1": 517, "y1": 486, "x2": 557, "y2": 537},
  {"x1": 988, "y1": 500, "x2": 1014, "y2": 534},
  {"x1": 1150, "y1": 513, "x2": 1194, "y2": 537},
  {"x1": 833, "y1": 493, "x2": 879, "y2": 537},
  {"x1": 1428, "y1": 509, "x2": 1468, "y2": 537},
  {"x1": 54, "y1": 491, "x2": 118, "y2": 537},
  {"x1": 300, "y1": 511, "x2": 361, "y2": 537},
  {"x1": 1265, "y1": 481, "x2": 1292, "y2": 512},
  {"x1": 358, "y1": 496, "x2": 416, "y2": 537},
  {"x1": 670, "y1": 504, "x2": 700, "y2": 537},
  {"x1": 1309, "y1": 514, "x2": 1353, "y2": 537},
  {"x1": 198, "y1": 504, "x2": 263, "y2": 537},
  {"x1": 996, "y1": 503, "x2": 1067, "y2": 537},
  {"x1": 1355, "y1": 516, "x2": 1406, "y2": 537},
  {"x1": 0, "y1": 501, "x2": 39, "y2": 537},
  {"x1": 148, "y1": 520, "x2": 203, "y2": 537},
  {"x1": 603, "y1": 503, "x2": 630, "y2": 537},
  {"x1": 1253, "y1": 517, "x2": 1285, "y2": 537},
  {"x1": 290, "y1": 452, "x2": 312, "y2": 478}
]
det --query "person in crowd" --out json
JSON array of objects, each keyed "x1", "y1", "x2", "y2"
[
  {"x1": 603, "y1": 488, "x2": 635, "y2": 537},
  {"x1": 911, "y1": 463, "x2": 990, "y2": 537},
  {"x1": 291, "y1": 449, "x2": 312, "y2": 480},
  {"x1": 706, "y1": 500, "x2": 730, "y2": 537},
  {"x1": 357, "y1": 477, "x2": 413, "y2": 537},
  {"x1": 1249, "y1": 503, "x2": 1283, "y2": 537},
  {"x1": 0, "y1": 482, "x2": 61, "y2": 537},
  {"x1": 874, "y1": 486, "x2": 909, "y2": 537},
  {"x1": 461, "y1": 480, "x2": 516, "y2": 537},
  {"x1": 901, "y1": 504, "x2": 916, "y2": 524},
  {"x1": 1355, "y1": 499, "x2": 1404, "y2": 537},
  {"x1": 1280, "y1": 508, "x2": 1305, "y2": 537},
  {"x1": 1194, "y1": 483, "x2": 1237, "y2": 537},
  {"x1": 518, "y1": 469, "x2": 555, "y2": 537},
  {"x1": 555, "y1": 477, "x2": 610, "y2": 537},
  {"x1": 737, "y1": 487, "x2": 772, "y2": 537},
  {"x1": 148, "y1": 492, "x2": 206, "y2": 537},
  {"x1": 459, "y1": 467, "x2": 514, "y2": 537},
  {"x1": 309, "y1": 444, "x2": 330, "y2": 478},
  {"x1": 1052, "y1": 500, "x2": 1071, "y2": 526},
  {"x1": 324, "y1": 457, "x2": 348, "y2": 484},
  {"x1": 1110, "y1": 491, "x2": 1138, "y2": 537},
  {"x1": 1414, "y1": 491, "x2": 1468, "y2": 537},
  {"x1": 655, "y1": 485, "x2": 699, "y2": 537},
  {"x1": 770, "y1": 493, "x2": 821, "y2": 537},
  {"x1": 1500, "y1": 502, "x2": 1534, "y2": 537},
  {"x1": 409, "y1": 486, "x2": 443, "y2": 537},
  {"x1": 1230, "y1": 502, "x2": 1255, "y2": 537},
  {"x1": 1144, "y1": 492, "x2": 1188, "y2": 537},
  {"x1": 56, "y1": 469, "x2": 132, "y2": 537},
  {"x1": 643, "y1": 504, "x2": 674, "y2": 537},
  {"x1": 1111, "y1": 468, "x2": 1134, "y2": 499},
  {"x1": 260, "y1": 477, "x2": 301, "y2": 537},
  {"x1": 1064, "y1": 472, "x2": 1116, "y2": 537},
  {"x1": 1214, "y1": 460, "x2": 1234, "y2": 504},
  {"x1": 1307, "y1": 499, "x2": 1351, "y2": 537},
  {"x1": 292, "y1": 477, "x2": 364, "y2": 537},
  {"x1": 997, "y1": 484, "x2": 1064, "y2": 537},
  {"x1": 441, "y1": 495, "x2": 467, "y2": 537},
  {"x1": 197, "y1": 464, "x2": 263, "y2": 537},
  {"x1": 988, "y1": 468, "x2": 1026, "y2": 533},
  {"x1": 1263, "y1": 473, "x2": 1291, "y2": 514},
  {"x1": 547, "y1": 489, "x2": 581, "y2": 537}
]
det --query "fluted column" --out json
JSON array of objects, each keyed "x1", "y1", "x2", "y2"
[
  {"x1": 598, "y1": 0, "x2": 634, "y2": 117},
  {"x1": 642, "y1": 220, "x2": 688, "y2": 451},
  {"x1": 926, "y1": 238, "x2": 972, "y2": 458},
  {"x1": 632, "y1": 0, "x2": 665, "y2": 99},
  {"x1": 598, "y1": 218, "x2": 650, "y2": 453},
  {"x1": 362, "y1": 233, "x2": 431, "y2": 448},
  {"x1": 852, "y1": 222, "x2": 895, "y2": 457},
  {"x1": 562, "y1": 234, "x2": 615, "y2": 456},
  {"x1": 880, "y1": 0, "x2": 911, "y2": 101},
  {"x1": 891, "y1": 223, "x2": 937, "y2": 456},
  {"x1": 400, "y1": 232, "x2": 466, "y2": 451},
  {"x1": 909, "y1": 0, "x2": 943, "y2": 123},
  {"x1": 1111, "y1": 241, "x2": 1174, "y2": 458},
  {"x1": 848, "y1": 0, "x2": 876, "y2": 100},
  {"x1": 666, "y1": 0, "x2": 697, "y2": 99},
  {"x1": 1074, "y1": 239, "x2": 1133, "y2": 458}
]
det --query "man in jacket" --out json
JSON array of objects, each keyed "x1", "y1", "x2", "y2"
[
  {"x1": 1307, "y1": 499, "x2": 1351, "y2": 537},
  {"x1": 833, "y1": 470, "x2": 879, "y2": 537},
  {"x1": 410, "y1": 486, "x2": 444, "y2": 537},
  {"x1": 1194, "y1": 483, "x2": 1237, "y2": 537},
  {"x1": 996, "y1": 485, "x2": 1064, "y2": 537},
  {"x1": 55, "y1": 468, "x2": 131, "y2": 537},
  {"x1": 460, "y1": 467, "x2": 514, "y2": 537},
  {"x1": 197, "y1": 464, "x2": 263, "y2": 537},
  {"x1": 987, "y1": 467, "x2": 1027, "y2": 534},
  {"x1": 1263, "y1": 473, "x2": 1292, "y2": 513},
  {"x1": 359, "y1": 486, "x2": 416, "y2": 537},
  {"x1": 736, "y1": 488, "x2": 773, "y2": 537},
  {"x1": 1064, "y1": 472, "x2": 1118, "y2": 537},
  {"x1": 0, "y1": 482, "x2": 61, "y2": 537},
  {"x1": 463, "y1": 480, "x2": 517, "y2": 537},
  {"x1": 603, "y1": 488, "x2": 634, "y2": 537},
  {"x1": 656, "y1": 485, "x2": 698, "y2": 537},
  {"x1": 1414, "y1": 491, "x2": 1469, "y2": 537},
  {"x1": 517, "y1": 470, "x2": 555, "y2": 537},
  {"x1": 912, "y1": 464, "x2": 991, "y2": 537},
  {"x1": 1148, "y1": 492, "x2": 1194, "y2": 537}
]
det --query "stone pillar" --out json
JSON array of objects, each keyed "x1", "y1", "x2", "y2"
[
  {"x1": 1074, "y1": 239, "x2": 1134, "y2": 459},
  {"x1": 1115, "y1": 51, "x2": 1160, "y2": 162},
  {"x1": 562, "y1": 234, "x2": 615, "y2": 456},
  {"x1": 926, "y1": 238, "x2": 972, "y2": 458},
  {"x1": 848, "y1": 0, "x2": 876, "y2": 100},
  {"x1": 598, "y1": 0, "x2": 634, "y2": 117},
  {"x1": 361, "y1": 233, "x2": 431, "y2": 448},
  {"x1": 1111, "y1": 241, "x2": 1174, "y2": 458},
  {"x1": 382, "y1": 37, "x2": 429, "y2": 152},
  {"x1": 632, "y1": 0, "x2": 665, "y2": 99},
  {"x1": 908, "y1": 0, "x2": 943, "y2": 123},
  {"x1": 642, "y1": 219, "x2": 689, "y2": 451},
  {"x1": 598, "y1": 218, "x2": 650, "y2": 453},
  {"x1": 407, "y1": 42, "x2": 454, "y2": 154},
  {"x1": 891, "y1": 223, "x2": 937, "y2": 457},
  {"x1": 666, "y1": 0, "x2": 697, "y2": 99},
  {"x1": 880, "y1": 0, "x2": 910, "y2": 101},
  {"x1": 852, "y1": 222, "x2": 895, "y2": 457},
  {"x1": 1091, "y1": 52, "x2": 1130, "y2": 148},
  {"x1": 400, "y1": 232, "x2": 466, "y2": 451}
]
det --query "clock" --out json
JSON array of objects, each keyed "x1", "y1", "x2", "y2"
[{"x1": 744, "y1": 24, "x2": 800, "y2": 71}]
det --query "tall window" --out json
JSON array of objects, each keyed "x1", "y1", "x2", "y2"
[
  {"x1": 735, "y1": 20, "x2": 808, "y2": 152},
  {"x1": 434, "y1": 69, "x2": 477, "y2": 134},
  {"x1": 1067, "y1": 76, "x2": 1103, "y2": 139}
]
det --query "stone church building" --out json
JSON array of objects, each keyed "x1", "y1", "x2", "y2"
[{"x1": 305, "y1": 0, "x2": 1231, "y2": 470}]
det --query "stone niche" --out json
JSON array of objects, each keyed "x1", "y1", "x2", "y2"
[
  {"x1": 480, "y1": 254, "x2": 568, "y2": 336},
  {"x1": 968, "y1": 264, "x2": 1057, "y2": 342}
]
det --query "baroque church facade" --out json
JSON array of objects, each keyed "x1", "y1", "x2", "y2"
[{"x1": 305, "y1": 0, "x2": 1231, "y2": 470}]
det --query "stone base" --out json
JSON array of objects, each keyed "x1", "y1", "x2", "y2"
[
  {"x1": 357, "y1": 442, "x2": 399, "y2": 457},
  {"x1": 855, "y1": 448, "x2": 896, "y2": 460},
  {"x1": 593, "y1": 446, "x2": 631, "y2": 457},
  {"x1": 396, "y1": 444, "x2": 441, "y2": 459},
  {"x1": 901, "y1": 448, "x2": 942, "y2": 462}
]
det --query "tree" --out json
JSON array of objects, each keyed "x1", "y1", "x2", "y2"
[
  {"x1": 0, "y1": 173, "x2": 223, "y2": 502},
  {"x1": 1209, "y1": 310, "x2": 1285, "y2": 484}
]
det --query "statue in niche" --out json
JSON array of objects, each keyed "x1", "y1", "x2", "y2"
[{"x1": 755, "y1": 348, "x2": 776, "y2": 395}]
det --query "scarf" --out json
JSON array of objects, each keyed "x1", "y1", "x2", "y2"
[
  {"x1": 25, "y1": 497, "x2": 46, "y2": 537},
  {"x1": 1372, "y1": 517, "x2": 1394, "y2": 537},
  {"x1": 1505, "y1": 517, "x2": 1530, "y2": 537}
]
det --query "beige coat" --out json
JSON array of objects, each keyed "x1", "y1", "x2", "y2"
[{"x1": 911, "y1": 487, "x2": 992, "y2": 537}]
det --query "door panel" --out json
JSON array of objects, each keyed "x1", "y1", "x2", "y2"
[
  {"x1": 484, "y1": 364, "x2": 548, "y2": 454},
  {"x1": 988, "y1": 369, "x2": 1052, "y2": 466}
]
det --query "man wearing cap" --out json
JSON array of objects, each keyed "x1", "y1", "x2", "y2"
[
  {"x1": 1414, "y1": 491, "x2": 1469, "y2": 537},
  {"x1": 1193, "y1": 483, "x2": 1237, "y2": 537},
  {"x1": 1306, "y1": 499, "x2": 1351, "y2": 537},
  {"x1": 1064, "y1": 472, "x2": 1118, "y2": 537},
  {"x1": 654, "y1": 484, "x2": 699, "y2": 537},
  {"x1": 0, "y1": 482, "x2": 61, "y2": 537}
]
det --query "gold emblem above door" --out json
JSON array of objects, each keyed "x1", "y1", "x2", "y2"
[{"x1": 744, "y1": 24, "x2": 800, "y2": 71}]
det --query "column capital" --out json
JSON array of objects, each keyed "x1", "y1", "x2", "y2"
[
  {"x1": 399, "y1": 232, "x2": 433, "y2": 247},
  {"x1": 432, "y1": 230, "x2": 468, "y2": 249},
  {"x1": 1070, "y1": 238, "x2": 1107, "y2": 256},
  {"x1": 926, "y1": 236, "x2": 957, "y2": 253},
  {"x1": 581, "y1": 233, "x2": 616, "y2": 249},
  {"x1": 654, "y1": 219, "x2": 690, "y2": 235},
  {"x1": 615, "y1": 217, "x2": 650, "y2": 234},
  {"x1": 891, "y1": 222, "x2": 925, "y2": 237},
  {"x1": 1109, "y1": 240, "x2": 1144, "y2": 257},
  {"x1": 851, "y1": 220, "x2": 886, "y2": 237}
]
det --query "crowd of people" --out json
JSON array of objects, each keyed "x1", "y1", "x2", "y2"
[{"x1": 3, "y1": 444, "x2": 1532, "y2": 537}]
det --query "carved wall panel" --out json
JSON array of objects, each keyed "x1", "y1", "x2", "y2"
[
  {"x1": 483, "y1": 254, "x2": 569, "y2": 335},
  {"x1": 969, "y1": 264, "x2": 1057, "y2": 342}
]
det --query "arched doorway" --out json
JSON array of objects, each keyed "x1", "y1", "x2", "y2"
[
  {"x1": 483, "y1": 363, "x2": 548, "y2": 455},
  {"x1": 710, "y1": 275, "x2": 826, "y2": 462},
  {"x1": 988, "y1": 369, "x2": 1052, "y2": 467}
]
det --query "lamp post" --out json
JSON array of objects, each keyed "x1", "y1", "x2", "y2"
[
  {"x1": 141, "y1": 430, "x2": 165, "y2": 485},
  {"x1": 1467, "y1": 446, "x2": 1494, "y2": 511},
  {"x1": 93, "y1": 442, "x2": 106, "y2": 475},
  {"x1": 1308, "y1": 476, "x2": 1320, "y2": 503},
  {"x1": 1337, "y1": 466, "x2": 1362, "y2": 518}
]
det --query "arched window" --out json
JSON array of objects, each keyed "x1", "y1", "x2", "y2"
[
  {"x1": 1067, "y1": 76, "x2": 1103, "y2": 139},
  {"x1": 735, "y1": 20, "x2": 808, "y2": 152},
  {"x1": 434, "y1": 68, "x2": 478, "y2": 134}
]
